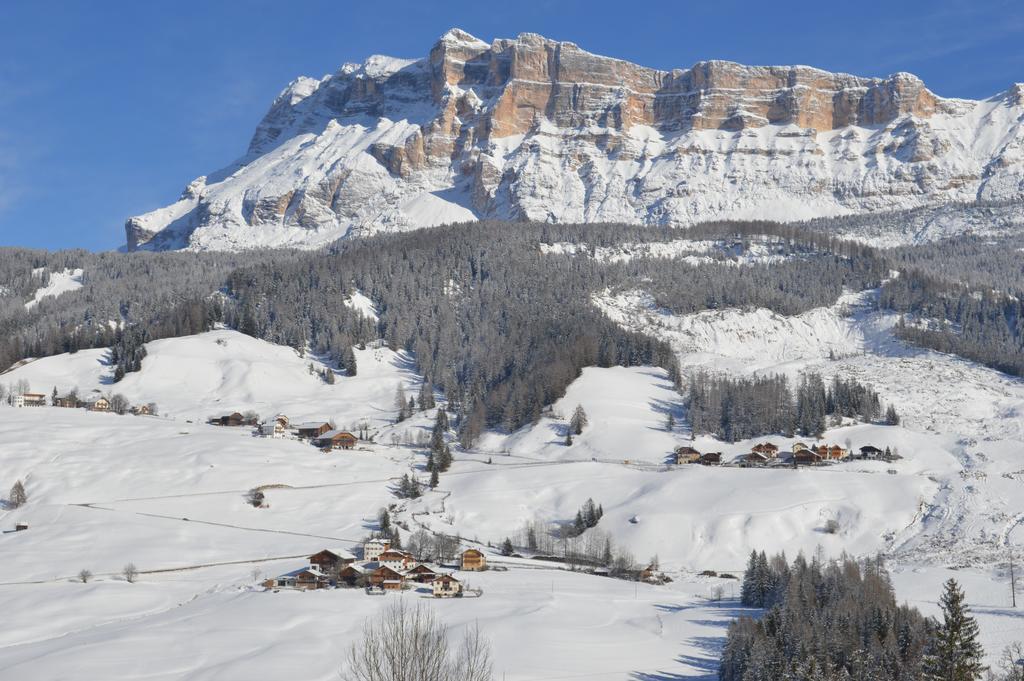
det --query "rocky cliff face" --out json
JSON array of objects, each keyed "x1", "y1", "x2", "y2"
[{"x1": 126, "y1": 29, "x2": 1024, "y2": 251}]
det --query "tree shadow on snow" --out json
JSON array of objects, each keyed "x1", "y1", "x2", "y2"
[{"x1": 647, "y1": 398, "x2": 685, "y2": 433}]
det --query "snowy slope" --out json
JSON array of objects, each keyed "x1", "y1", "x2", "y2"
[
  {"x1": 0, "y1": 329, "x2": 419, "y2": 427},
  {"x1": 23, "y1": 268, "x2": 84, "y2": 310},
  {"x1": 125, "y1": 30, "x2": 1024, "y2": 252}
]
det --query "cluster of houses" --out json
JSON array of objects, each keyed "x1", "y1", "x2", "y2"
[
  {"x1": 11, "y1": 391, "x2": 153, "y2": 415},
  {"x1": 263, "y1": 539, "x2": 488, "y2": 598},
  {"x1": 210, "y1": 413, "x2": 360, "y2": 451},
  {"x1": 674, "y1": 442, "x2": 894, "y2": 467}
]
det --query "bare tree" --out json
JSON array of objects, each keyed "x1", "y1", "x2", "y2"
[
  {"x1": 78, "y1": 569, "x2": 93, "y2": 583},
  {"x1": 108, "y1": 393, "x2": 130, "y2": 415},
  {"x1": 122, "y1": 563, "x2": 138, "y2": 583},
  {"x1": 343, "y1": 600, "x2": 492, "y2": 681}
]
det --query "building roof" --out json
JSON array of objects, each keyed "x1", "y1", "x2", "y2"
[
  {"x1": 310, "y1": 547, "x2": 356, "y2": 561},
  {"x1": 294, "y1": 421, "x2": 331, "y2": 430},
  {"x1": 316, "y1": 429, "x2": 356, "y2": 440}
]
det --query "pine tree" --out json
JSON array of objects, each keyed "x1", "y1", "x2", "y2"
[
  {"x1": 923, "y1": 579, "x2": 986, "y2": 681},
  {"x1": 886, "y1": 404, "x2": 900, "y2": 426},
  {"x1": 341, "y1": 345, "x2": 357, "y2": 376},
  {"x1": 573, "y1": 510, "x2": 586, "y2": 536},
  {"x1": 741, "y1": 550, "x2": 759, "y2": 606},
  {"x1": 666, "y1": 412, "x2": 675, "y2": 431},
  {"x1": 570, "y1": 404, "x2": 589, "y2": 435},
  {"x1": 429, "y1": 467, "x2": 439, "y2": 488},
  {"x1": 565, "y1": 432, "x2": 573, "y2": 446},
  {"x1": 394, "y1": 384, "x2": 408, "y2": 423},
  {"x1": 9, "y1": 480, "x2": 27, "y2": 508},
  {"x1": 602, "y1": 537, "x2": 613, "y2": 565},
  {"x1": 377, "y1": 507, "x2": 391, "y2": 534},
  {"x1": 500, "y1": 538, "x2": 514, "y2": 556}
]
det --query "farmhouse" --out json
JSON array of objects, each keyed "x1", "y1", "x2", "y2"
[
  {"x1": 751, "y1": 443, "x2": 779, "y2": 458},
  {"x1": 363, "y1": 538, "x2": 391, "y2": 562},
  {"x1": 312, "y1": 430, "x2": 358, "y2": 450},
  {"x1": 259, "y1": 421, "x2": 285, "y2": 438},
  {"x1": 406, "y1": 564, "x2": 438, "y2": 583},
  {"x1": 792, "y1": 442, "x2": 809, "y2": 452},
  {"x1": 745, "y1": 451, "x2": 770, "y2": 465},
  {"x1": 859, "y1": 445, "x2": 884, "y2": 459},
  {"x1": 674, "y1": 446, "x2": 701, "y2": 464},
  {"x1": 265, "y1": 566, "x2": 327, "y2": 590},
  {"x1": 432, "y1": 574, "x2": 463, "y2": 598},
  {"x1": 367, "y1": 565, "x2": 406, "y2": 591},
  {"x1": 378, "y1": 549, "x2": 415, "y2": 572},
  {"x1": 53, "y1": 394, "x2": 80, "y2": 408},
  {"x1": 793, "y1": 449, "x2": 823, "y2": 465},
  {"x1": 461, "y1": 548, "x2": 487, "y2": 571},
  {"x1": 210, "y1": 412, "x2": 244, "y2": 426},
  {"x1": 308, "y1": 548, "x2": 356, "y2": 574},
  {"x1": 815, "y1": 444, "x2": 848, "y2": 460},
  {"x1": 20, "y1": 393, "x2": 47, "y2": 407},
  {"x1": 699, "y1": 452, "x2": 722, "y2": 465},
  {"x1": 294, "y1": 421, "x2": 331, "y2": 439},
  {"x1": 85, "y1": 396, "x2": 110, "y2": 412},
  {"x1": 337, "y1": 564, "x2": 368, "y2": 587},
  {"x1": 130, "y1": 404, "x2": 152, "y2": 416}
]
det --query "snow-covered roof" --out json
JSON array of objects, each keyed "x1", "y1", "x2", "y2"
[{"x1": 293, "y1": 421, "x2": 330, "y2": 429}]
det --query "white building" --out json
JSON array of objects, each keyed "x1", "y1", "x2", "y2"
[{"x1": 363, "y1": 538, "x2": 390, "y2": 562}]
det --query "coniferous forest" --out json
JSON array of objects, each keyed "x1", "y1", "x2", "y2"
[{"x1": 1, "y1": 215, "x2": 1023, "y2": 436}]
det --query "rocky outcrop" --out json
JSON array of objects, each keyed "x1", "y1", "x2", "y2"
[{"x1": 126, "y1": 29, "x2": 1024, "y2": 251}]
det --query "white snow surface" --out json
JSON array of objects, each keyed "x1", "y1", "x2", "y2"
[
  {"x1": 3, "y1": 278, "x2": 1024, "y2": 675},
  {"x1": 23, "y1": 268, "x2": 84, "y2": 310}
]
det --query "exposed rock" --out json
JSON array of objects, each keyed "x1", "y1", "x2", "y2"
[{"x1": 126, "y1": 29, "x2": 1024, "y2": 251}]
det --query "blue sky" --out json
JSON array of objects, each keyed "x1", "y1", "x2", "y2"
[{"x1": 0, "y1": 0, "x2": 1020, "y2": 251}]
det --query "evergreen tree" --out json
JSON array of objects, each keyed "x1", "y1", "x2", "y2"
[
  {"x1": 394, "y1": 384, "x2": 408, "y2": 423},
  {"x1": 377, "y1": 507, "x2": 391, "y2": 534},
  {"x1": 923, "y1": 579, "x2": 986, "y2": 681},
  {"x1": 8, "y1": 480, "x2": 27, "y2": 508},
  {"x1": 429, "y1": 467, "x2": 439, "y2": 489},
  {"x1": 340, "y1": 345, "x2": 357, "y2": 376},
  {"x1": 527, "y1": 526, "x2": 538, "y2": 551},
  {"x1": 573, "y1": 510, "x2": 586, "y2": 536},
  {"x1": 500, "y1": 538, "x2": 514, "y2": 556},
  {"x1": 886, "y1": 404, "x2": 901, "y2": 426},
  {"x1": 666, "y1": 412, "x2": 675, "y2": 431},
  {"x1": 570, "y1": 404, "x2": 589, "y2": 435},
  {"x1": 418, "y1": 381, "x2": 435, "y2": 411},
  {"x1": 565, "y1": 432, "x2": 573, "y2": 446}
]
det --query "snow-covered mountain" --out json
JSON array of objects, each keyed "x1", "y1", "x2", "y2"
[{"x1": 126, "y1": 28, "x2": 1024, "y2": 251}]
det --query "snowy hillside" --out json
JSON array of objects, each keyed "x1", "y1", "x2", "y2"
[
  {"x1": 1, "y1": 329, "x2": 418, "y2": 427},
  {"x1": 2, "y1": 312, "x2": 1023, "y2": 677},
  {"x1": 125, "y1": 29, "x2": 1024, "y2": 251},
  {"x1": 23, "y1": 267, "x2": 84, "y2": 310}
]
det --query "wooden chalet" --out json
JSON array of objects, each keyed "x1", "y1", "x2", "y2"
[
  {"x1": 294, "y1": 421, "x2": 332, "y2": 439},
  {"x1": 745, "y1": 451, "x2": 770, "y2": 465},
  {"x1": 792, "y1": 442, "x2": 809, "y2": 453},
  {"x1": 211, "y1": 412, "x2": 244, "y2": 426},
  {"x1": 312, "y1": 429, "x2": 358, "y2": 450},
  {"x1": 337, "y1": 564, "x2": 368, "y2": 587},
  {"x1": 259, "y1": 421, "x2": 285, "y2": 438},
  {"x1": 308, "y1": 548, "x2": 356, "y2": 574},
  {"x1": 859, "y1": 445, "x2": 884, "y2": 459},
  {"x1": 793, "y1": 449, "x2": 822, "y2": 465},
  {"x1": 367, "y1": 565, "x2": 406, "y2": 591},
  {"x1": 20, "y1": 393, "x2": 47, "y2": 407},
  {"x1": 432, "y1": 574, "x2": 463, "y2": 598},
  {"x1": 363, "y1": 538, "x2": 391, "y2": 561},
  {"x1": 751, "y1": 442, "x2": 779, "y2": 458},
  {"x1": 86, "y1": 396, "x2": 110, "y2": 412},
  {"x1": 378, "y1": 549, "x2": 414, "y2": 572},
  {"x1": 815, "y1": 444, "x2": 847, "y2": 460},
  {"x1": 674, "y1": 446, "x2": 701, "y2": 465},
  {"x1": 53, "y1": 394, "x2": 80, "y2": 408},
  {"x1": 699, "y1": 452, "x2": 722, "y2": 465},
  {"x1": 130, "y1": 404, "x2": 152, "y2": 416},
  {"x1": 460, "y1": 548, "x2": 487, "y2": 572},
  {"x1": 406, "y1": 564, "x2": 439, "y2": 583},
  {"x1": 265, "y1": 566, "x2": 327, "y2": 590}
]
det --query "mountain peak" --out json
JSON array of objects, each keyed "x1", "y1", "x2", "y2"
[{"x1": 126, "y1": 31, "x2": 1024, "y2": 252}]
